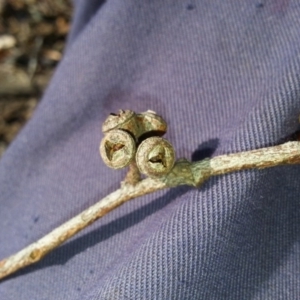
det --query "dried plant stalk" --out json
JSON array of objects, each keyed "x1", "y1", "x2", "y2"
[
  {"x1": 0, "y1": 178, "x2": 166, "y2": 280},
  {"x1": 0, "y1": 141, "x2": 300, "y2": 280}
]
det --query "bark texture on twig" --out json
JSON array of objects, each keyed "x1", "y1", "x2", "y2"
[
  {"x1": 208, "y1": 142, "x2": 300, "y2": 175},
  {"x1": 0, "y1": 178, "x2": 166, "y2": 280},
  {"x1": 0, "y1": 141, "x2": 300, "y2": 280}
]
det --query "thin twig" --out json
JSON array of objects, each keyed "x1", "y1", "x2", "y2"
[
  {"x1": 1, "y1": 141, "x2": 300, "y2": 280},
  {"x1": 0, "y1": 178, "x2": 166, "y2": 280}
]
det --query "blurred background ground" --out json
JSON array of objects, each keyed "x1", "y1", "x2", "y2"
[{"x1": 0, "y1": 0, "x2": 72, "y2": 157}]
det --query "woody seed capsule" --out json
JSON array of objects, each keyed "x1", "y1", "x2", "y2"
[
  {"x1": 100, "y1": 129, "x2": 136, "y2": 169},
  {"x1": 136, "y1": 136, "x2": 175, "y2": 177}
]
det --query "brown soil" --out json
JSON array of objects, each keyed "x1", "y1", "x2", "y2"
[{"x1": 0, "y1": 0, "x2": 72, "y2": 157}]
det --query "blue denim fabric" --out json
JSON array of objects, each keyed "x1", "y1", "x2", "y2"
[{"x1": 1, "y1": 1, "x2": 300, "y2": 299}]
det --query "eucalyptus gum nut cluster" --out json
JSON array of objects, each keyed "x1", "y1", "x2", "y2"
[{"x1": 100, "y1": 109, "x2": 174, "y2": 175}]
